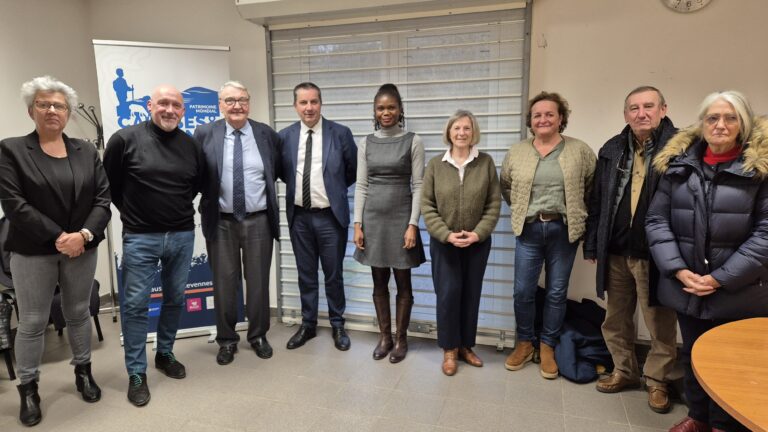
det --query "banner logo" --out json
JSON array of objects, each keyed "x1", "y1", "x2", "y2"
[{"x1": 112, "y1": 67, "x2": 219, "y2": 135}]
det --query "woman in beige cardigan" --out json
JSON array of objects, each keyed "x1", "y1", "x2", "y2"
[
  {"x1": 500, "y1": 92, "x2": 595, "y2": 380},
  {"x1": 422, "y1": 110, "x2": 501, "y2": 376}
]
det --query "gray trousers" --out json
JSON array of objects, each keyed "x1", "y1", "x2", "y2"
[
  {"x1": 11, "y1": 248, "x2": 98, "y2": 384},
  {"x1": 207, "y1": 212, "x2": 273, "y2": 346}
]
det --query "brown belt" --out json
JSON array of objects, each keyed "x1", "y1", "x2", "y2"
[{"x1": 537, "y1": 213, "x2": 561, "y2": 222}]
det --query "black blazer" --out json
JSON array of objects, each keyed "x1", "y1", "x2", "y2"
[
  {"x1": 0, "y1": 131, "x2": 111, "y2": 255},
  {"x1": 195, "y1": 118, "x2": 281, "y2": 241}
]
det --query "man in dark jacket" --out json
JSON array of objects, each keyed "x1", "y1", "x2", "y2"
[
  {"x1": 195, "y1": 81, "x2": 281, "y2": 365},
  {"x1": 584, "y1": 86, "x2": 678, "y2": 414}
]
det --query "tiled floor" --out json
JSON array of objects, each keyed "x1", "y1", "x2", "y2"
[{"x1": 0, "y1": 318, "x2": 686, "y2": 431}]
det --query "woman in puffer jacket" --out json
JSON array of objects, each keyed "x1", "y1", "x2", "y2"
[{"x1": 646, "y1": 90, "x2": 768, "y2": 432}]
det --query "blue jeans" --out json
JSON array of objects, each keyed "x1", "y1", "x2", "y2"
[
  {"x1": 120, "y1": 230, "x2": 194, "y2": 375},
  {"x1": 513, "y1": 220, "x2": 578, "y2": 347}
]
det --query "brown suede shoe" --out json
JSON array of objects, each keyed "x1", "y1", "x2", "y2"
[
  {"x1": 669, "y1": 416, "x2": 711, "y2": 432},
  {"x1": 595, "y1": 371, "x2": 642, "y2": 393},
  {"x1": 647, "y1": 385, "x2": 671, "y2": 414},
  {"x1": 458, "y1": 347, "x2": 483, "y2": 367},
  {"x1": 539, "y1": 343, "x2": 558, "y2": 379},
  {"x1": 442, "y1": 348, "x2": 458, "y2": 376},
  {"x1": 505, "y1": 341, "x2": 533, "y2": 371}
]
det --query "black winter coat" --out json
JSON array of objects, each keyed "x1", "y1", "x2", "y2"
[
  {"x1": 584, "y1": 117, "x2": 677, "y2": 299},
  {"x1": 645, "y1": 118, "x2": 768, "y2": 320}
]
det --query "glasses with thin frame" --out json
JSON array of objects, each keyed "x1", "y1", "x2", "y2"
[
  {"x1": 704, "y1": 114, "x2": 739, "y2": 126},
  {"x1": 33, "y1": 101, "x2": 69, "y2": 113},
  {"x1": 221, "y1": 97, "x2": 250, "y2": 107}
]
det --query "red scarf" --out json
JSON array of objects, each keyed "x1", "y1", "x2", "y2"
[{"x1": 703, "y1": 145, "x2": 741, "y2": 166}]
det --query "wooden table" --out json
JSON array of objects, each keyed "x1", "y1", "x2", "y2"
[{"x1": 692, "y1": 317, "x2": 768, "y2": 432}]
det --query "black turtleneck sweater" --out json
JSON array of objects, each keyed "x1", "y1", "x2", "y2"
[{"x1": 103, "y1": 121, "x2": 204, "y2": 233}]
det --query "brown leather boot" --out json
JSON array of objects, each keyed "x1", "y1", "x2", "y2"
[
  {"x1": 442, "y1": 348, "x2": 458, "y2": 376},
  {"x1": 505, "y1": 341, "x2": 534, "y2": 371},
  {"x1": 539, "y1": 343, "x2": 558, "y2": 379},
  {"x1": 389, "y1": 296, "x2": 413, "y2": 363},
  {"x1": 372, "y1": 294, "x2": 393, "y2": 360}
]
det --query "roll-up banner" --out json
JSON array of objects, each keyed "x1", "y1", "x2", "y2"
[{"x1": 93, "y1": 40, "x2": 244, "y2": 342}]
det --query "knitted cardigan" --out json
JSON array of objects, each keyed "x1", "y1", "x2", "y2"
[
  {"x1": 421, "y1": 151, "x2": 501, "y2": 243},
  {"x1": 500, "y1": 135, "x2": 596, "y2": 243}
]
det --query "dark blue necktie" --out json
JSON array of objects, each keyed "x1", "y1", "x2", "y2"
[
  {"x1": 302, "y1": 130, "x2": 313, "y2": 209},
  {"x1": 232, "y1": 129, "x2": 246, "y2": 221}
]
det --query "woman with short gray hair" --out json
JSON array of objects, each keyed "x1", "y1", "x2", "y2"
[
  {"x1": 0, "y1": 76, "x2": 111, "y2": 426},
  {"x1": 647, "y1": 90, "x2": 767, "y2": 432}
]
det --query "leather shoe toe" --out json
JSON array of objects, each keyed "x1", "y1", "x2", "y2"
[
  {"x1": 286, "y1": 325, "x2": 317, "y2": 350},
  {"x1": 251, "y1": 337, "x2": 273, "y2": 359},
  {"x1": 669, "y1": 416, "x2": 710, "y2": 432},
  {"x1": 332, "y1": 327, "x2": 351, "y2": 351},
  {"x1": 647, "y1": 385, "x2": 671, "y2": 414},
  {"x1": 216, "y1": 345, "x2": 238, "y2": 365},
  {"x1": 595, "y1": 372, "x2": 641, "y2": 393}
]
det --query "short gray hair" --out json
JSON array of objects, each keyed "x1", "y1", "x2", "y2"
[
  {"x1": 624, "y1": 85, "x2": 666, "y2": 111},
  {"x1": 697, "y1": 90, "x2": 754, "y2": 146},
  {"x1": 443, "y1": 109, "x2": 481, "y2": 147},
  {"x1": 20, "y1": 76, "x2": 78, "y2": 109},
  {"x1": 219, "y1": 80, "x2": 249, "y2": 95}
]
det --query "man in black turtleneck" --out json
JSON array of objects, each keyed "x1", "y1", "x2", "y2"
[{"x1": 103, "y1": 84, "x2": 204, "y2": 408}]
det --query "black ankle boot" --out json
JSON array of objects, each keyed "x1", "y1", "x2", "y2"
[
  {"x1": 17, "y1": 381, "x2": 42, "y2": 426},
  {"x1": 74, "y1": 362, "x2": 101, "y2": 402}
]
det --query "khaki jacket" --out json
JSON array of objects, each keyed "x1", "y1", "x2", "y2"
[{"x1": 500, "y1": 135, "x2": 596, "y2": 243}]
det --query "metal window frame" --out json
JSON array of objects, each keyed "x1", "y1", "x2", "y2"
[{"x1": 267, "y1": 4, "x2": 532, "y2": 349}]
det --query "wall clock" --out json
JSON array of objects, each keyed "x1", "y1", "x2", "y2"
[{"x1": 662, "y1": 0, "x2": 712, "y2": 13}]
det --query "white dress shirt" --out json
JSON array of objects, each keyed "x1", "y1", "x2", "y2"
[
  {"x1": 294, "y1": 118, "x2": 330, "y2": 208},
  {"x1": 442, "y1": 146, "x2": 479, "y2": 183}
]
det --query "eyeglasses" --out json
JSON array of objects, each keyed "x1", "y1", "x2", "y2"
[
  {"x1": 33, "y1": 101, "x2": 69, "y2": 113},
  {"x1": 222, "y1": 97, "x2": 250, "y2": 107},
  {"x1": 704, "y1": 114, "x2": 739, "y2": 126}
]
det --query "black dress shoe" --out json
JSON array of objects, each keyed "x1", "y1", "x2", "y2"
[
  {"x1": 127, "y1": 373, "x2": 150, "y2": 407},
  {"x1": 333, "y1": 327, "x2": 351, "y2": 351},
  {"x1": 216, "y1": 344, "x2": 238, "y2": 365},
  {"x1": 155, "y1": 352, "x2": 186, "y2": 379},
  {"x1": 251, "y1": 336, "x2": 273, "y2": 359},
  {"x1": 286, "y1": 325, "x2": 317, "y2": 349}
]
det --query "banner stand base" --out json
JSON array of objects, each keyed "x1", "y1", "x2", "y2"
[{"x1": 120, "y1": 321, "x2": 249, "y2": 347}]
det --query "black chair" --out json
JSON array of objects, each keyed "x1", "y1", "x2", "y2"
[
  {"x1": 0, "y1": 298, "x2": 14, "y2": 380},
  {"x1": 49, "y1": 280, "x2": 104, "y2": 342},
  {"x1": 0, "y1": 217, "x2": 104, "y2": 381},
  {"x1": 0, "y1": 217, "x2": 17, "y2": 379}
]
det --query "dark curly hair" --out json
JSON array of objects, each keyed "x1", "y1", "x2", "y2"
[{"x1": 525, "y1": 91, "x2": 570, "y2": 135}]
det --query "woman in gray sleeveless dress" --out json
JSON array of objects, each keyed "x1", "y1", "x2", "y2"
[{"x1": 353, "y1": 84, "x2": 426, "y2": 363}]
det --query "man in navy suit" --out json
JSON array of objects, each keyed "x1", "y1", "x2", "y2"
[
  {"x1": 278, "y1": 82, "x2": 357, "y2": 351},
  {"x1": 195, "y1": 81, "x2": 281, "y2": 365}
]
